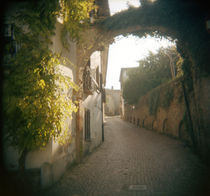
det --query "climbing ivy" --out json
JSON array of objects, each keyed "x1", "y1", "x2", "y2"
[
  {"x1": 3, "y1": 0, "x2": 94, "y2": 169},
  {"x1": 160, "y1": 86, "x2": 174, "y2": 108},
  {"x1": 148, "y1": 88, "x2": 160, "y2": 116},
  {"x1": 4, "y1": 54, "x2": 78, "y2": 150},
  {"x1": 60, "y1": 0, "x2": 96, "y2": 48},
  {"x1": 123, "y1": 46, "x2": 181, "y2": 105}
]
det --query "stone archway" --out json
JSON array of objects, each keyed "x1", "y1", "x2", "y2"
[
  {"x1": 76, "y1": 0, "x2": 210, "y2": 162},
  {"x1": 79, "y1": 0, "x2": 209, "y2": 73}
]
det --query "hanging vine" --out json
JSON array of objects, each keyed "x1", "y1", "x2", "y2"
[
  {"x1": 60, "y1": 0, "x2": 96, "y2": 48},
  {"x1": 3, "y1": 0, "x2": 95, "y2": 169}
]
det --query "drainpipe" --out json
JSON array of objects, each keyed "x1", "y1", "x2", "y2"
[
  {"x1": 102, "y1": 93, "x2": 104, "y2": 142},
  {"x1": 100, "y1": 73, "x2": 104, "y2": 142}
]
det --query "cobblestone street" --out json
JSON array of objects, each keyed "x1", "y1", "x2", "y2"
[{"x1": 41, "y1": 117, "x2": 210, "y2": 196}]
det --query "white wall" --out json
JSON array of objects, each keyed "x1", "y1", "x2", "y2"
[
  {"x1": 82, "y1": 92, "x2": 103, "y2": 153},
  {"x1": 82, "y1": 51, "x2": 103, "y2": 153}
]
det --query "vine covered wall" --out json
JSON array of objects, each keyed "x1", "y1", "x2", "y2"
[
  {"x1": 124, "y1": 75, "x2": 210, "y2": 162},
  {"x1": 124, "y1": 77, "x2": 186, "y2": 139},
  {"x1": 3, "y1": 0, "x2": 95, "y2": 171}
]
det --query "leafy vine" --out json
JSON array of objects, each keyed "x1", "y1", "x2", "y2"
[{"x1": 3, "y1": 0, "x2": 94, "y2": 169}]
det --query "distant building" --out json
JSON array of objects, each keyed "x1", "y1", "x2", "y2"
[{"x1": 104, "y1": 88, "x2": 120, "y2": 116}]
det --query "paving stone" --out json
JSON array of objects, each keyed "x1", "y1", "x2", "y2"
[{"x1": 40, "y1": 117, "x2": 210, "y2": 196}]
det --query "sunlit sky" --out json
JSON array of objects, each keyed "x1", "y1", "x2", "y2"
[{"x1": 105, "y1": 0, "x2": 175, "y2": 89}]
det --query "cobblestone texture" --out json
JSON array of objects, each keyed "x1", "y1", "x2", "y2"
[{"x1": 40, "y1": 117, "x2": 210, "y2": 196}]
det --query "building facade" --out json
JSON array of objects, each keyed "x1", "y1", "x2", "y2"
[{"x1": 3, "y1": 1, "x2": 109, "y2": 189}]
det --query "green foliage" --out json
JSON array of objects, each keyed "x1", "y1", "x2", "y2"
[
  {"x1": 148, "y1": 89, "x2": 160, "y2": 115},
  {"x1": 60, "y1": 0, "x2": 96, "y2": 47},
  {"x1": 148, "y1": 84, "x2": 174, "y2": 116},
  {"x1": 100, "y1": 0, "x2": 210, "y2": 74},
  {"x1": 3, "y1": 0, "x2": 91, "y2": 155},
  {"x1": 4, "y1": 54, "x2": 78, "y2": 151},
  {"x1": 160, "y1": 87, "x2": 174, "y2": 108},
  {"x1": 123, "y1": 46, "x2": 181, "y2": 105}
]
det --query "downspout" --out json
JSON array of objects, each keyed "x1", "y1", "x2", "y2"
[{"x1": 100, "y1": 73, "x2": 104, "y2": 142}]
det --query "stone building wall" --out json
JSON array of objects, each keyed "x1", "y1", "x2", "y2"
[
  {"x1": 124, "y1": 77, "x2": 193, "y2": 145},
  {"x1": 123, "y1": 75, "x2": 210, "y2": 162}
]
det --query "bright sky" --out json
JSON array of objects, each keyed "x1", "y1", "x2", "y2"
[
  {"x1": 105, "y1": 0, "x2": 175, "y2": 90},
  {"x1": 109, "y1": 0, "x2": 140, "y2": 15}
]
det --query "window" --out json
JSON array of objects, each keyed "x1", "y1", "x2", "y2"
[{"x1": 84, "y1": 109, "x2": 91, "y2": 141}]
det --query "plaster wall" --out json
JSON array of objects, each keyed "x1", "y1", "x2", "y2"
[
  {"x1": 40, "y1": 20, "x2": 77, "y2": 187},
  {"x1": 82, "y1": 92, "x2": 103, "y2": 154},
  {"x1": 81, "y1": 50, "x2": 103, "y2": 154},
  {"x1": 51, "y1": 22, "x2": 77, "y2": 70},
  {"x1": 90, "y1": 51, "x2": 101, "y2": 70},
  {"x1": 25, "y1": 20, "x2": 77, "y2": 171}
]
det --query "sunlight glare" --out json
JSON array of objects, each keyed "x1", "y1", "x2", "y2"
[
  {"x1": 109, "y1": 0, "x2": 140, "y2": 15},
  {"x1": 106, "y1": 1, "x2": 175, "y2": 90},
  {"x1": 105, "y1": 35, "x2": 175, "y2": 90}
]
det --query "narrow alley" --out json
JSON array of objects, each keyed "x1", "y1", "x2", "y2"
[{"x1": 41, "y1": 117, "x2": 209, "y2": 196}]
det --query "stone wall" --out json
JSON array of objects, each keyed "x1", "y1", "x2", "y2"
[
  {"x1": 123, "y1": 75, "x2": 210, "y2": 162},
  {"x1": 82, "y1": 92, "x2": 103, "y2": 154},
  {"x1": 123, "y1": 77, "x2": 193, "y2": 146}
]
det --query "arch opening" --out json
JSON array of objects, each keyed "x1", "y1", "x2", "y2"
[
  {"x1": 95, "y1": 0, "x2": 210, "y2": 162},
  {"x1": 105, "y1": 34, "x2": 177, "y2": 90}
]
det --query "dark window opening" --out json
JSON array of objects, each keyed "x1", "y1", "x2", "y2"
[
  {"x1": 96, "y1": 66, "x2": 99, "y2": 85},
  {"x1": 85, "y1": 109, "x2": 91, "y2": 141}
]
